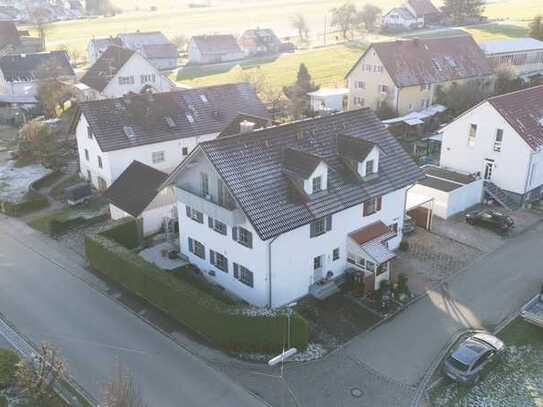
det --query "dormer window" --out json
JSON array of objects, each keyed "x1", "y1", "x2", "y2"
[
  {"x1": 312, "y1": 176, "x2": 322, "y2": 193},
  {"x1": 186, "y1": 113, "x2": 195, "y2": 123},
  {"x1": 337, "y1": 134, "x2": 379, "y2": 179},
  {"x1": 123, "y1": 126, "x2": 136, "y2": 138},
  {"x1": 365, "y1": 160, "x2": 375, "y2": 176}
]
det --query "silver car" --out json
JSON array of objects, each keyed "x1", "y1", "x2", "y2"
[{"x1": 443, "y1": 333, "x2": 505, "y2": 383}]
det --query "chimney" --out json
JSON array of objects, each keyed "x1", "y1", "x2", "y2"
[{"x1": 240, "y1": 120, "x2": 255, "y2": 134}]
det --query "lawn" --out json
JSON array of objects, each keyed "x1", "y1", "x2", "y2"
[
  {"x1": 177, "y1": 45, "x2": 364, "y2": 93},
  {"x1": 430, "y1": 319, "x2": 543, "y2": 407}
]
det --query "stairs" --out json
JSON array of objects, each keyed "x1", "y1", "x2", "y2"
[{"x1": 484, "y1": 181, "x2": 521, "y2": 211}]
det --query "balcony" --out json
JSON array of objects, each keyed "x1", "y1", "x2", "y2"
[{"x1": 176, "y1": 187, "x2": 245, "y2": 226}]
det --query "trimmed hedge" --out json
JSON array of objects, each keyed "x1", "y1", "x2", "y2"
[
  {"x1": 49, "y1": 213, "x2": 108, "y2": 236},
  {"x1": 0, "y1": 190, "x2": 49, "y2": 217},
  {"x1": 86, "y1": 219, "x2": 308, "y2": 353},
  {"x1": 0, "y1": 349, "x2": 19, "y2": 389},
  {"x1": 100, "y1": 218, "x2": 139, "y2": 249}
]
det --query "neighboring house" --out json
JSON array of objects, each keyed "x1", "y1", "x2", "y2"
[
  {"x1": 308, "y1": 88, "x2": 349, "y2": 114},
  {"x1": 88, "y1": 32, "x2": 178, "y2": 70},
  {"x1": 478, "y1": 37, "x2": 543, "y2": 78},
  {"x1": 163, "y1": 109, "x2": 422, "y2": 308},
  {"x1": 188, "y1": 35, "x2": 244, "y2": 65},
  {"x1": 75, "y1": 82, "x2": 270, "y2": 191},
  {"x1": 116, "y1": 31, "x2": 178, "y2": 70},
  {"x1": 346, "y1": 36, "x2": 495, "y2": 116},
  {"x1": 440, "y1": 85, "x2": 543, "y2": 208},
  {"x1": 239, "y1": 28, "x2": 282, "y2": 56},
  {"x1": 383, "y1": 0, "x2": 441, "y2": 29},
  {"x1": 0, "y1": 50, "x2": 75, "y2": 100},
  {"x1": 79, "y1": 45, "x2": 175, "y2": 100},
  {"x1": 0, "y1": 21, "x2": 41, "y2": 54},
  {"x1": 87, "y1": 37, "x2": 119, "y2": 65},
  {"x1": 105, "y1": 160, "x2": 177, "y2": 236}
]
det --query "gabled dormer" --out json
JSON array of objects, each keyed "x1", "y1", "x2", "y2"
[
  {"x1": 337, "y1": 134, "x2": 380, "y2": 180},
  {"x1": 282, "y1": 147, "x2": 328, "y2": 196}
]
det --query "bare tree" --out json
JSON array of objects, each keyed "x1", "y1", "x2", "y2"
[
  {"x1": 330, "y1": 2, "x2": 357, "y2": 40},
  {"x1": 15, "y1": 344, "x2": 65, "y2": 404},
  {"x1": 291, "y1": 13, "x2": 310, "y2": 43},
  {"x1": 102, "y1": 364, "x2": 148, "y2": 407},
  {"x1": 29, "y1": 7, "x2": 50, "y2": 50},
  {"x1": 171, "y1": 34, "x2": 188, "y2": 52},
  {"x1": 356, "y1": 4, "x2": 382, "y2": 34}
]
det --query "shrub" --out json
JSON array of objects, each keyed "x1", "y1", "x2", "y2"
[
  {"x1": 0, "y1": 190, "x2": 49, "y2": 217},
  {"x1": 100, "y1": 218, "x2": 139, "y2": 249},
  {"x1": 0, "y1": 349, "x2": 20, "y2": 389},
  {"x1": 86, "y1": 219, "x2": 308, "y2": 353},
  {"x1": 0, "y1": 395, "x2": 7, "y2": 407},
  {"x1": 49, "y1": 214, "x2": 107, "y2": 236},
  {"x1": 399, "y1": 240, "x2": 409, "y2": 251}
]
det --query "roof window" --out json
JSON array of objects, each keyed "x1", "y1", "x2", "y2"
[
  {"x1": 123, "y1": 126, "x2": 136, "y2": 138},
  {"x1": 200, "y1": 94, "x2": 208, "y2": 103},
  {"x1": 165, "y1": 116, "x2": 176, "y2": 128},
  {"x1": 186, "y1": 113, "x2": 195, "y2": 123}
]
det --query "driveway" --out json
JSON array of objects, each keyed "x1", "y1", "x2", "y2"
[{"x1": 0, "y1": 215, "x2": 264, "y2": 407}]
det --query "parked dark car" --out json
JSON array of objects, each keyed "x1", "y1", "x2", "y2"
[
  {"x1": 443, "y1": 333, "x2": 505, "y2": 384},
  {"x1": 402, "y1": 215, "x2": 416, "y2": 235},
  {"x1": 465, "y1": 209, "x2": 514, "y2": 234},
  {"x1": 64, "y1": 183, "x2": 93, "y2": 206}
]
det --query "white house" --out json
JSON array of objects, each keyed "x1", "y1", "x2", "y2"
[
  {"x1": 79, "y1": 45, "x2": 176, "y2": 100},
  {"x1": 75, "y1": 82, "x2": 270, "y2": 192},
  {"x1": 187, "y1": 35, "x2": 244, "y2": 65},
  {"x1": 383, "y1": 0, "x2": 441, "y2": 29},
  {"x1": 440, "y1": 85, "x2": 543, "y2": 208},
  {"x1": 104, "y1": 160, "x2": 177, "y2": 236},
  {"x1": 0, "y1": 50, "x2": 75, "y2": 100},
  {"x1": 163, "y1": 109, "x2": 422, "y2": 308},
  {"x1": 478, "y1": 37, "x2": 543, "y2": 78}
]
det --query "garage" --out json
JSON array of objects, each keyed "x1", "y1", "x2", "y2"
[
  {"x1": 408, "y1": 166, "x2": 483, "y2": 220},
  {"x1": 406, "y1": 191, "x2": 434, "y2": 230}
]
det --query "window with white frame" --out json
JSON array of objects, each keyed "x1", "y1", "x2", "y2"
[
  {"x1": 97, "y1": 155, "x2": 103, "y2": 169},
  {"x1": 355, "y1": 80, "x2": 366, "y2": 89},
  {"x1": 84, "y1": 149, "x2": 89, "y2": 161},
  {"x1": 118, "y1": 76, "x2": 135, "y2": 85},
  {"x1": 208, "y1": 217, "x2": 227, "y2": 235},
  {"x1": 188, "y1": 237, "x2": 205, "y2": 259},
  {"x1": 312, "y1": 176, "x2": 322, "y2": 193},
  {"x1": 313, "y1": 255, "x2": 322, "y2": 270},
  {"x1": 87, "y1": 127, "x2": 93, "y2": 139},
  {"x1": 233, "y1": 226, "x2": 253, "y2": 248},
  {"x1": 182, "y1": 147, "x2": 188, "y2": 156},
  {"x1": 353, "y1": 96, "x2": 364, "y2": 106},
  {"x1": 140, "y1": 74, "x2": 156, "y2": 83},
  {"x1": 494, "y1": 129, "x2": 503, "y2": 152},
  {"x1": 333, "y1": 248, "x2": 340, "y2": 261},
  {"x1": 310, "y1": 215, "x2": 332, "y2": 238},
  {"x1": 365, "y1": 159, "x2": 375, "y2": 176},
  {"x1": 200, "y1": 172, "x2": 209, "y2": 196},
  {"x1": 468, "y1": 124, "x2": 477, "y2": 146},
  {"x1": 378, "y1": 84, "x2": 388, "y2": 94},
  {"x1": 363, "y1": 196, "x2": 381, "y2": 216},
  {"x1": 186, "y1": 206, "x2": 203, "y2": 223},
  {"x1": 152, "y1": 151, "x2": 165, "y2": 163},
  {"x1": 210, "y1": 250, "x2": 228, "y2": 272}
]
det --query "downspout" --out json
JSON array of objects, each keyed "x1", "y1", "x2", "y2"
[
  {"x1": 267, "y1": 235, "x2": 280, "y2": 308},
  {"x1": 523, "y1": 150, "x2": 536, "y2": 204}
]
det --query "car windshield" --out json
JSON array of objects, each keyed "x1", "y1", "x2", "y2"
[{"x1": 447, "y1": 355, "x2": 470, "y2": 372}]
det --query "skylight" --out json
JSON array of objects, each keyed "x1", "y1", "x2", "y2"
[
  {"x1": 186, "y1": 113, "x2": 195, "y2": 123},
  {"x1": 445, "y1": 56, "x2": 457, "y2": 68},
  {"x1": 165, "y1": 116, "x2": 176, "y2": 128},
  {"x1": 200, "y1": 94, "x2": 208, "y2": 103},
  {"x1": 123, "y1": 126, "x2": 136, "y2": 138}
]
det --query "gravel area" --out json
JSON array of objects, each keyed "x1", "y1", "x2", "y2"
[
  {"x1": 139, "y1": 242, "x2": 187, "y2": 270},
  {"x1": 0, "y1": 160, "x2": 51, "y2": 202}
]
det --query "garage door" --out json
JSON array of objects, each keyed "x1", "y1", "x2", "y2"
[{"x1": 408, "y1": 207, "x2": 432, "y2": 230}]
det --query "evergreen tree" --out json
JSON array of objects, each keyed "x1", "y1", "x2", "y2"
[
  {"x1": 441, "y1": 0, "x2": 485, "y2": 24},
  {"x1": 283, "y1": 64, "x2": 319, "y2": 119},
  {"x1": 530, "y1": 15, "x2": 543, "y2": 41}
]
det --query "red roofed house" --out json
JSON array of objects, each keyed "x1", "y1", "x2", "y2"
[
  {"x1": 440, "y1": 85, "x2": 543, "y2": 208},
  {"x1": 383, "y1": 0, "x2": 442, "y2": 29},
  {"x1": 346, "y1": 36, "x2": 495, "y2": 115}
]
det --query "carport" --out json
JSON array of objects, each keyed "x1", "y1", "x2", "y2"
[{"x1": 406, "y1": 191, "x2": 434, "y2": 230}]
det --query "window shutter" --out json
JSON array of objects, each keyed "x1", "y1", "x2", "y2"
[
  {"x1": 247, "y1": 231, "x2": 253, "y2": 249},
  {"x1": 210, "y1": 250, "x2": 215, "y2": 265},
  {"x1": 363, "y1": 201, "x2": 369, "y2": 217},
  {"x1": 208, "y1": 216, "x2": 213, "y2": 228},
  {"x1": 310, "y1": 222, "x2": 316, "y2": 238},
  {"x1": 188, "y1": 238, "x2": 193, "y2": 252},
  {"x1": 377, "y1": 196, "x2": 382, "y2": 211},
  {"x1": 233, "y1": 263, "x2": 239, "y2": 279},
  {"x1": 224, "y1": 258, "x2": 229, "y2": 273},
  {"x1": 232, "y1": 227, "x2": 238, "y2": 241},
  {"x1": 186, "y1": 205, "x2": 191, "y2": 217},
  {"x1": 326, "y1": 215, "x2": 332, "y2": 231}
]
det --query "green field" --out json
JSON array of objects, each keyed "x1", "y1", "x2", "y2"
[{"x1": 177, "y1": 45, "x2": 363, "y2": 93}]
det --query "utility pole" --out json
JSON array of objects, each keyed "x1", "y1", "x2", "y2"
[{"x1": 323, "y1": 15, "x2": 327, "y2": 47}]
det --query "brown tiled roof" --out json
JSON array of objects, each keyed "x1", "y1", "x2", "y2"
[
  {"x1": 80, "y1": 46, "x2": 135, "y2": 92},
  {"x1": 347, "y1": 36, "x2": 493, "y2": 87},
  {"x1": 349, "y1": 221, "x2": 390, "y2": 245},
  {"x1": 407, "y1": 0, "x2": 440, "y2": 17},
  {"x1": 487, "y1": 85, "x2": 543, "y2": 150},
  {"x1": 191, "y1": 34, "x2": 242, "y2": 55},
  {"x1": 0, "y1": 21, "x2": 21, "y2": 49}
]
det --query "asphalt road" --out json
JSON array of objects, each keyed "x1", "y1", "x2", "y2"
[{"x1": 0, "y1": 215, "x2": 265, "y2": 407}]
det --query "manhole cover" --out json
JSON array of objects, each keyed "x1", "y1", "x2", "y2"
[{"x1": 351, "y1": 387, "x2": 363, "y2": 398}]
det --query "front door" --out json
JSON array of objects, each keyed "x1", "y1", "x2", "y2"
[{"x1": 484, "y1": 159, "x2": 495, "y2": 181}]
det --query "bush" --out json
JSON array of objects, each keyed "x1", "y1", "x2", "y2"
[
  {"x1": 0, "y1": 190, "x2": 49, "y2": 217},
  {"x1": 31, "y1": 170, "x2": 63, "y2": 190},
  {"x1": 100, "y1": 218, "x2": 139, "y2": 249},
  {"x1": 0, "y1": 349, "x2": 20, "y2": 389},
  {"x1": 49, "y1": 214, "x2": 108, "y2": 236},
  {"x1": 399, "y1": 240, "x2": 409, "y2": 251},
  {"x1": 86, "y1": 219, "x2": 308, "y2": 353},
  {"x1": 0, "y1": 395, "x2": 6, "y2": 407}
]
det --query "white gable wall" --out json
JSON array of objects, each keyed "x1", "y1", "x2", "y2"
[
  {"x1": 76, "y1": 114, "x2": 112, "y2": 189},
  {"x1": 100, "y1": 53, "x2": 174, "y2": 98},
  {"x1": 440, "y1": 102, "x2": 533, "y2": 195},
  {"x1": 303, "y1": 161, "x2": 328, "y2": 194}
]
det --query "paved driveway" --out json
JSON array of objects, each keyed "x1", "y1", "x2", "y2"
[{"x1": 0, "y1": 215, "x2": 264, "y2": 407}]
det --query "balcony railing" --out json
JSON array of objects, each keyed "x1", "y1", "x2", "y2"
[{"x1": 176, "y1": 187, "x2": 245, "y2": 226}]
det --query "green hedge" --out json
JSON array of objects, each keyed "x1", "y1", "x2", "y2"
[
  {"x1": 0, "y1": 349, "x2": 20, "y2": 389},
  {"x1": 49, "y1": 214, "x2": 108, "y2": 236},
  {"x1": 86, "y1": 219, "x2": 308, "y2": 353},
  {"x1": 0, "y1": 190, "x2": 49, "y2": 217},
  {"x1": 100, "y1": 218, "x2": 139, "y2": 249}
]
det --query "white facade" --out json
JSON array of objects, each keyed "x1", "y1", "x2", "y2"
[
  {"x1": 82, "y1": 52, "x2": 175, "y2": 100},
  {"x1": 75, "y1": 113, "x2": 218, "y2": 191},
  {"x1": 187, "y1": 39, "x2": 245, "y2": 65},
  {"x1": 382, "y1": 8, "x2": 421, "y2": 29},
  {"x1": 308, "y1": 88, "x2": 349, "y2": 113},
  {"x1": 440, "y1": 101, "x2": 543, "y2": 198},
  {"x1": 173, "y1": 150, "x2": 407, "y2": 308}
]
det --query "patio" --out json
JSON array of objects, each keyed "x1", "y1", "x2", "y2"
[{"x1": 139, "y1": 241, "x2": 188, "y2": 271}]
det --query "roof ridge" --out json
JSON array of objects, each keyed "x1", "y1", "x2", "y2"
[{"x1": 488, "y1": 84, "x2": 543, "y2": 103}]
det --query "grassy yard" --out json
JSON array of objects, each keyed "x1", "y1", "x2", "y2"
[
  {"x1": 177, "y1": 44, "x2": 364, "y2": 93},
  {"x1": 430, "y1": 319, "x2": 543, "y2": 407}
]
